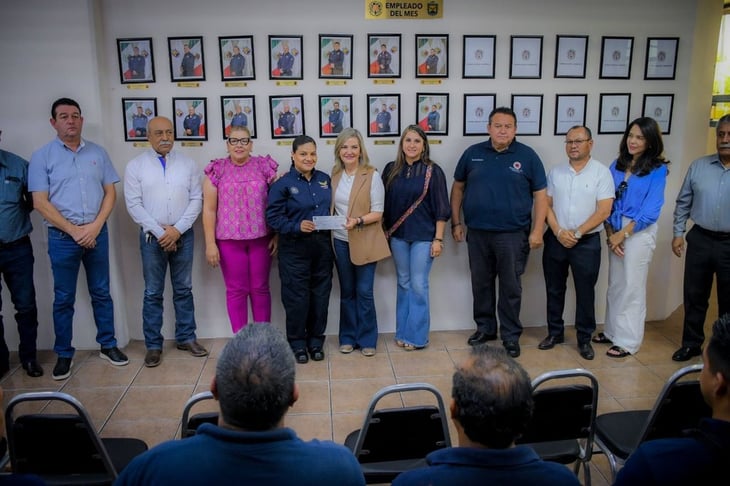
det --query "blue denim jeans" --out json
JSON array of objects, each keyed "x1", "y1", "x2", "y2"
[
  {"x1": 333, "y1": 238, "x2": 378, "y2": 349},
  {"x1": 0, "y1": 237, "x2": 39, "y2": 365},
  {"x1": 140, "y1": 229, "x2": 197, "y2": 349},
  {"x1": 389, "y1": 237, "x2": 433, "y2": 348},
  {"x1": 48, "y1": 224, "x2": 116, "y2": 357}
]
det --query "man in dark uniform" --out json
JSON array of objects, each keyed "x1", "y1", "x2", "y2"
[
  {"x1": 425, "y1": 49, "x2": 439, "y2": 74},
  {"x1": 375, "y1": 104, "x2": 391, "y2": 133},
  {"x1": 278, "y1": 103, "x2": 296, "y2": 135},
  {"x1": 328, "y1": 41, "x2": 345, "y2": 76},
  {"x1": 181, "y1": 43, "x2": 196, "y2": 77},
  {"x1": 183, "y1": 107, "x2": 202, "y2": 137},
  {"x1": 277, "y1": 44, "x2": 295, "y2": 77},
  {"x1": 427, "y1": 105, "x2": 440, "y2": 132},
  {"x1": 377, "y1": 44, "x2": 392, "y2": 74},
  {"x1": 128, "y1": 46, "x2": 146, "y2": 80},
  {"x1": 132, "y1": 105, "x2": 148, "y2": 138},
  {"x1": 328, "y1": 101, "x2": 344, "y2": 133},
  {"x1": 230, "y1": 105, "x2": 247, "y2": 129},
  {"x1": 229, "y1": 45, "x2": 245, "y2": 77}
]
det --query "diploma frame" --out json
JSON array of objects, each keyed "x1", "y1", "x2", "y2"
[
  {"x1": 462, "y1": 35, "x2": 496, "y2": 79},
  {"x1": 598, "y1": 93, "x2": 631, "y2": 134},
  {"x1": 318, "y1": 34, "x2": 354, "y2": 79},
  {"x1": 117, "y1": 37, "x2": 155, "y2": 84},
  {"x1": 269, "y1": 35, "x2": 303, "y2": 80},
  {"x1": 168, "y1": 36, "x2": 205, "y2": 82},
  {"x1": 644, "y1": 37, "x2": 679, "y2": 80},
  {"x1": 642, "y1": 94, "x2": 674, "y2": 134},
  {"x1": 463, "y1": 93, "x2": 496, "y2": 136},
  {"x1": 367, "y1": 93, "x2": 401, "y2": 137},
  {"x1": 599, "y1": 36, "x2": 634, "y2": 80},
  {"x1": 173, "y1": 97, "x2": 208, "y2": 141},
  {"x1": 220, "y1": 95, "x2": 257, "y2": 139},
  {"x1": 554, "y1": 35, "x2": 588, "y2": 79},
  {"x1": 269, "y1": 94, "x2": 304, "y2": 139},
  {"x1": 511, "y1": 94, "x2": 543, "y2": 136},
  {"x1": 509, "y1": 35, "x2": 543, "y2": 79},
  {"x1": 554, "y1": 94, "x2": 587, "y2": 136},
  {"x1": 415, "y1": 34, "x2": 449, "y2": 78},
  {"x1": 219, "y1": 36, "x2": 255, "y2": 81},
  {"x1": 416, "y1": 93, "x2": 449, "y2": 135},
  {"x1": 367, "y1": 34, "x2": 402, "y2": 79},
  {"x1": 318, "y1": 95, "x2": 353, "y2": 138},
  {"x1": 121, "y1": 97, "x2": 157, "y2": 142}
]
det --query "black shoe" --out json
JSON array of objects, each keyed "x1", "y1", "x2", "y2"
[
  {"x1": 672, "y1": 346, "x2": 702, "y2": 362},
  {"x1": 100, "y1": 347, "x2": 129, "y2": 366},
  {"x1": 309, "y1": 348, "x2": 325, "y2": 361},
  {"x1": 144, "y1": 349, "x2": 162, "y2": 368},
  {"x1": 578, "y1": 343, "x2": 595, "y2": 360},
  {"x1": 294, "y1": 349, "x2": 309, "y2": 364},
  {"x1": 468, "y1": 331, "x2": 497, "y2": 346},
  {"x1": 538, "y1": 335, "x2": 564, "y2": 350},
  {"x1": 503, "y1": 341, "x2": 521, "y2": 358},
  {"x1": 22, "y1": 360, "x2": 44, "y2": 377},
  {"x1": 52, "y1": 357, "x2": 73, "y2": 380}
]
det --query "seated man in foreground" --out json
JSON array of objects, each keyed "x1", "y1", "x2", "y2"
[
  {"x1": 392, "y1": 345, "x2": 580, "y2": 485},
  {"x1": 115, "y1": 324, "x2": 365, "y2": 485}
]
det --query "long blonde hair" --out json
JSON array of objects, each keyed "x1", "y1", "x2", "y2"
[{"x1": 331, "y1": 128, "x2": 372, "y2": 176}]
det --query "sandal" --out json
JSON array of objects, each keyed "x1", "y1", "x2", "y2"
[
  {"x1": 395, "y1": 340, "x2": 406, "y2": 348},
  {"x1": 592, "y1": 332, "x2": 612, "y2": 344},
  {"x1": 606, "y1": 345, "x2": 631, "y2": 358}
]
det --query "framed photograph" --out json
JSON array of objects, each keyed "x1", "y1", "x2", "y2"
[
  {"x1": 642, "y1": 94, "x2": 674, "y2": 134},
  {"x1": 510, "y1": 36, "x2": 543, "y2": 79},
  {"x1": 319, "y1": 95, "x2": 352, "y2": 138},
  {"x1": 463, "y1": 94, "x2": 496, "y2": 136},
  {"x1": 367, "y1": 94, "x2": 400, "y2": 137},
  {"x1": 221, "y1": 96, "x2": 256, "y2": 139},
  {"x1": 270, "y1": 95, "x2": 304, "y2": 138},
  {"x1": 644, "y1": 37, "x2": 679, "y2": 80},
  {"x1": 511, "y1": 94, "x2": 543, "y2": 135},
  {"x1": 168, "y1": 37, "x2": 205, "y2": 82},
  {"x1": 416, "y1": 93, "x2": 448, "y2": 135},
  {"x1": 219, "y1": 36, "x2": 255, "y2": 81},
  {"x1": 462, "y1": 35, "x2": 496, "y2": 79},
  {"x1": 117, "y1": 38, "x2": 155, "y2": 84},
  {"x1": 122, "y1": 98, "x2": 157, "y2": 141},
  {"x1": 269, "y1": 35, "x2": 303, "y2": 80},
  {"x1": 598, "y1": 93, "x2": 631, "y2": 134},
  {"x1": 367, "y1": 34, "x2": 401, "y2": 78},
  {"x1": 554, "y1": 94, "x2": 587, "y2": 135},
  {"x1": 173, "y1": 97, "x2": 208, "y2": 141},
  {"x1": 319, "y1": 35, "x2": 353, "y2": 79},
  {"x1": 600, "y1": 36, "x2": 634, "y2": 79},
  {"x1": 415, "y1": 35, "x2": 448, "y2": 78},
  {"x1": 554, "y1": 35, "x2": 588, "y2": 78}
]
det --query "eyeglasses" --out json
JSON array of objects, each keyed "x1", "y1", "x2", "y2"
[
  {"x1": 564, "y1": 139, "x2": 590, "y2": 146},
  {"x1": 615, "y1": 180, "x2": 628, "y2": 200},
  {"x1": 227, "y1": 137, "x2": 250, "y2": 146}
]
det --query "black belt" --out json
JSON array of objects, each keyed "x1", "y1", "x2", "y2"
[
  {"x1": 0, "y1": 235, "x2": 30, "y2": 249},
  {"x1": 695, "y1": 225, "x2": 730, "y2": 240}
]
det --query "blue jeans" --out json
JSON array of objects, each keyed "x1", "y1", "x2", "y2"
[
  {"x1": 0, "y1": 237, "x2": 39, "y2": 365},
  {"x1": 48, "y1": 224, "x2": 116, "y2": 357},
  {"x1": 333, "y1": 238, "x2": 378, "y2": 349},
  {"x1": 389, "y1": 237, "x2": 433, "y2": 347},
  {"x1": 140, "y1": 229, "x2": 197, "y2": 349}
]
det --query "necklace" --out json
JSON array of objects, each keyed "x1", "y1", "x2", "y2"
[{"x1": 344, "y1": 169, "x2": 356, "y2": 183}]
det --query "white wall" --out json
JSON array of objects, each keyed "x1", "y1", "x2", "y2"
[{"x1": 0, "y1": 0, "x2": 722, "y2": 350}]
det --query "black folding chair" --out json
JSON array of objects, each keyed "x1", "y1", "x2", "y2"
[{"x1": 180, "y1": 391, "x2": 218, "y2": 439}]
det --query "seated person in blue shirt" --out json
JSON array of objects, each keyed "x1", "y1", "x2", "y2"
[
  {"x1": 115, "y1": 323, "x2": 365, "y2": 485},
  {"x1": 614, "y1": 313, "x2": 730, "y2": 485},
  {"x1": 392, "y1": 345, "x2": 580, "y2": 486}
]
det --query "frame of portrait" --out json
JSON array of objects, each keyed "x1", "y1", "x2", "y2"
[
  {"x1": 415, "y1": 35, "x2": 448, "y2": 78},
  {"x1": 598, "y1": 93, "x2": 631, "y2": 134},
  {"x1": 510, "y1": 36, "x2": 543, "y2": 79},
  {"x1": 221, "y1": 95, "x2": 257, "y2": 139},
  {"x1": 554, "y1": 94, "x2": 587, "y2": 136},
  {"x1": 642, "y1": 94, "x2": 674, "y2": 134},
  {"x1": 600, "y1": 36, "x2": 634, "y2": 79},
  {"x1": 463, "y1": 93, "x2": 496, "y2": 136},
  {"x1": 319, "y1": 95, "x2": 353, "y2": 138},
  {"x1": 462, "y1": 35, "x2": 496, "y2": 79},
  {"x1": 644, "y1": 37, "x2": 679, "y2": 80},
  {"x1": 416, "y1": 93, "x2": 449, "y2": 135},
  {"x1": 168, "y1": 36, "x2": 205, "y2": 82},
  {"x1": 554, "y1": 35, "x2": 588, "y2": 79},
  {"x1": 117, "y1": 38, "x2": 155, "y2": 84},
  {"x1": 122, "y1": 98, "x2": 157, "y2": 142},
  {"x1": 269, "y1": 36, "x2": 303, "y2": 80},
  {"x1": 219, "y1": 36, "x2": 255, "y2": 81},
  {"x1": 172, "y1": 97, "x2": 208, "y2": 141},
  {"x1": 367, "y1": 94, "x2": 401, "y2": 137},
  {"x1": 511, "y1": 94, "x2": 543, "y2": 136},
  {"x1": 367, "y1": 34, "x2": 402, "y2": 78},
  {"x1": 319, "y1": 35, "x2": 353, "y2": 79},
  {"x1": 269, "y1": 95, "x2": 304, "y2": 139}
]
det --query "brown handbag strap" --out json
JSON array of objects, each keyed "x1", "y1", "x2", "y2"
[{"x1": 386, "y1": 165, "x2": 432, "y2": 238}]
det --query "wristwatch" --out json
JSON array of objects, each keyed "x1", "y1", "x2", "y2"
[{"x1": 573, "y1": 230, "x2": 582, "y2": 239}]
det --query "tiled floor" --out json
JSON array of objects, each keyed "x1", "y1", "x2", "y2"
[{"x1": 0, "y1": 303, "x2": 715, "y2": 486}]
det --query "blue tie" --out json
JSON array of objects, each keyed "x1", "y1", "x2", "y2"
[{"x1": 158, "y1": 155, "x2": 166, "y2": 169}]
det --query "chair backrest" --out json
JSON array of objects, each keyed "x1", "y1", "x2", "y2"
[{"x1": 180, "y1": 391, "x2": 218, "y2": 438}]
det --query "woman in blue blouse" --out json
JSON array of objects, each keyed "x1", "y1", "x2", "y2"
[
  {"x1": 382, "y1": 125, "x2": 451, "y2": 350},
  {"x1": 594, "y1": 117, "x2": 669, "y2": 357}
]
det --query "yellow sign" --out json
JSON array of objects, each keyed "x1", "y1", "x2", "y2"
[
  {"x1": 365, "y1": 1, "x2": 443, "y2": 19},
  {"x1": 224, "y1": 81, "x2": 248, "y2": 88},
  {"x1": 127, "y1": 84, "x2": 150, "y2": 90},
  {"x1": 420, "y1": 79, "x2": 442, "y2": 85},
  {"x1": 180, "y1": 141, "x2": 204, "y2": 147},
  {"x1": 374, "y1": 140, "x2": 396, "y2": 145},
  {"x1": 276, "y1": 81, "x2": 298, "y2": 87},
  {"x1": 177, "y1": 82, "x2": 200, "y2": 88},
  {"x1": 373, "y1": 79, "x2": 396, "y2": 85},
  {"x1": 326, "y1": 80, "x2": 348, "y2": 86}
]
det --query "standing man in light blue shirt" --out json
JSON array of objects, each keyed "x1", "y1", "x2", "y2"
[
  {"x1": 124, "y1": 116, "x2": 206, "y2": 368},
  {"x1": 671, "y1": 114, "x2": 730, "y2": 362},
  {"x1": 28, "y1": 98, "x2": 128, "y2": 380}
]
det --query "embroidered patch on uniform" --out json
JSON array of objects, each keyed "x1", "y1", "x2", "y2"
[
  {"x1": 509, "y1": 161, "x2": 523, "y2": 174},
  {"x1": 290, "y1": 186, "x2": 300, "y2": 195},
  {"x1": 318, "y1": 180, "x2": 329, "y2": 189}
]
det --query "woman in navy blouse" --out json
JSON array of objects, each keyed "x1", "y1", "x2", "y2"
[
  {"x1": 594, "y1": 117, "x2": 669, "y2": 358},
  {"x1": 382, "y1": 125, "x2": 451, "y2": 350}
]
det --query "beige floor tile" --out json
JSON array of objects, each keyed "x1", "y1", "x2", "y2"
[
  {"x1": 592, "y1": 366, "x2": 665, "y2": 400},
  {"x1": 101, "y1": 417, "x2": 180, "y2": 448},
  {"x1": 292, "y1": 381, "x2": 330, "y2": 414},
  {"x1": 294, "y1": 358, "x2": 331, "y2": 381},
  {"x1": 284, "y1": 413, "x2": 332, "y2": 441},
  {"x1": 112, "y1": 385, "x2": 195, "y2": 420},
  {"x1": 48, "y1": 386, "x2": 126, "y2": 429},
  {"x1": 332, "y1": 412, "x2": 365, "y2": 444},
  {"x1": 132, "y1": 357, "x2": 206, "y2": 386},
  {"x1": 390, "y1": 349, "x2": 455, "y2": 378},
  {"x1": 66, "y1": 359, "x2": 141, "y2": 388},
  {"x1": 329, "y1": 352, "x2": 396, "y2": 380},
  {"x1": 331, "y1": 378, "x2": 399, "y2": 413}
]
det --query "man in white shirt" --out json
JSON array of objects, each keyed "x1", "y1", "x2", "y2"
[
  {"x1": 124, "y1": 116, "x2": 206, "y2": 367},
  {"x1": 539, "y1": 125, "x2": 614, "y2": 360}
]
